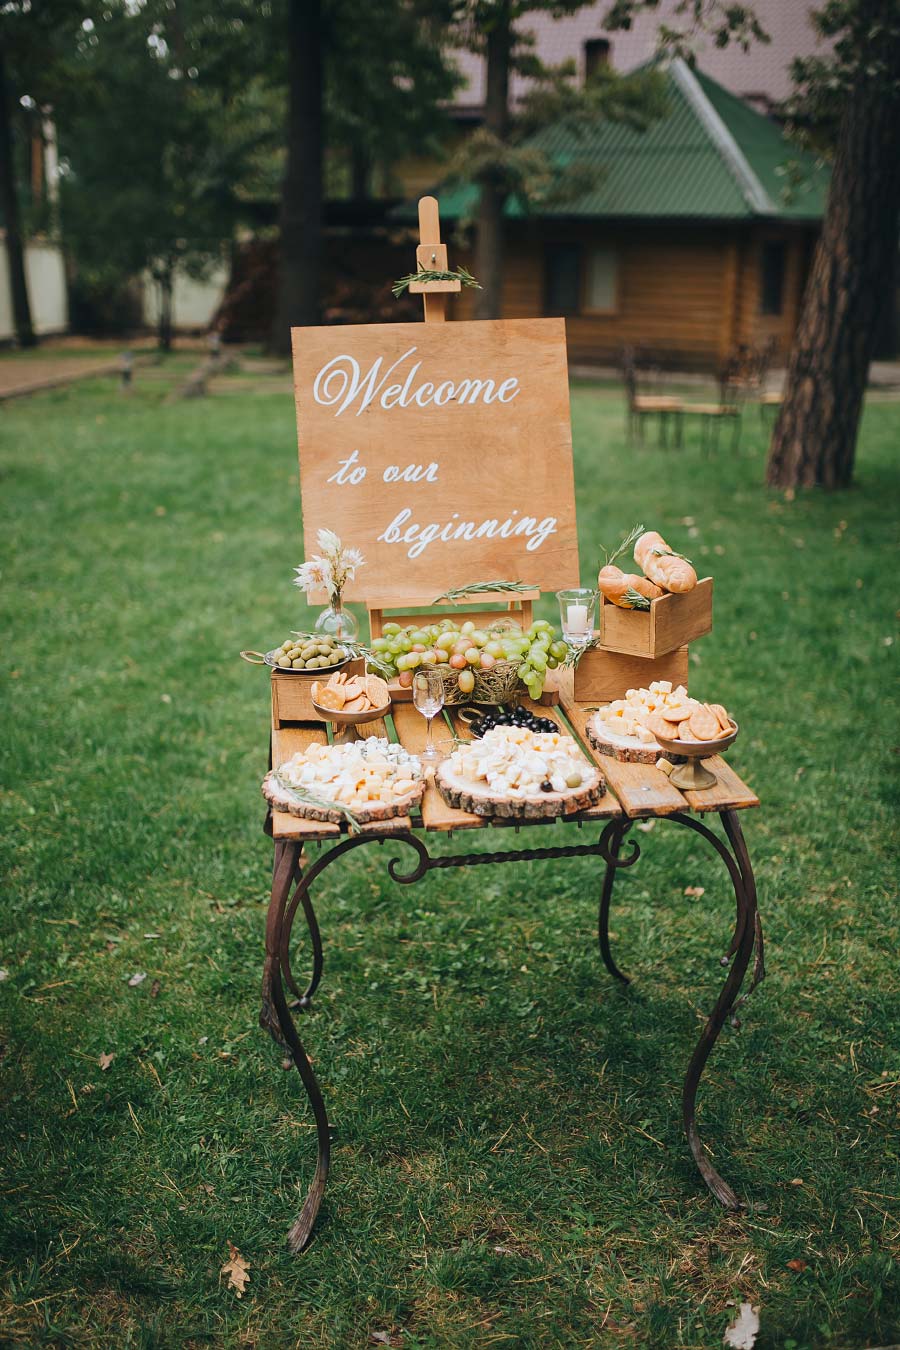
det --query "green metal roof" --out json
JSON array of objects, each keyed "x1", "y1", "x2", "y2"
[
  {"x1": 399, "y1": 59, "x2": 828, "y2": 224},
  {"x1": 693, "y1": 69, "x2": 829, "y2": 221}
]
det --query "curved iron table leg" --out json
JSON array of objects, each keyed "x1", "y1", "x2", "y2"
[
  {"x1": 597, "y1": 819, "x2": 633, "y2": 985},
  {"x1": 667, "y1": 809, "x2": 763, "y2": 1210},
  {"x1": 261, "y1": 833, "x2": 390, "y2": 1250},
  {"x1": 260, "y1": 840, "x2": 333, "y2": 1252}
]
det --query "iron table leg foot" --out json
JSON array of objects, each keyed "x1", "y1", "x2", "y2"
[
  {"x1": 670, "y1": 810, "x2": 764, "y2": 1209},
  {"x1": 261, "y1": 841, "x2": 331, "y2": 1252}
]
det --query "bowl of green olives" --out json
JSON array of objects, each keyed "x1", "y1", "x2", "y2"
[{"x1": 241, "y1": 634, "x2": 351, "y2": 674}]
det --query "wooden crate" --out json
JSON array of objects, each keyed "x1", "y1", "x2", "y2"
[
  {"x1": 369, "y1": 592, "x2": 542, "y2": 704},
  {"x1": 573, "y1": 644, "x2": 689, "y2": 704},
  {"x1": 367, "y1": 592, "x2": 537, "y2": 639},
  {"x1": 270, "y1": 658, "x2": 366, "y2": 727},
  {"x1": 598, "y1": 577, "x2": 713, "y2": 658}
]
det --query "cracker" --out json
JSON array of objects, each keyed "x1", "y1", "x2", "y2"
[
  {"x1": 647, "y1": 713, "x2": 674, "y2": 743},
  {"x1": 365, "y1": 674, "x2": 390, "y2": 708},
  {"x1": 661, "y1": 702, "x2": 692, "y2": 723},
  {"x1": 316, "y1": 686, "x2": 346, "y2": 711},
  {"x1": 708, "y1": 702, "x2": 732, "y2": 734},
  {"x1": 689, "y1": 705, "x2": 719, "y2": 740},
  {"x1": 343, "y1": 694, "x2": 367, "y2": 713}
]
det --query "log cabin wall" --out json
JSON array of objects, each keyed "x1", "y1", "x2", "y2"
[
  {"x1": 450, "y1": 220, "x2": 817, "y2": 370},
  {"x1": 452, "y1": 222, "x2": 741, "y2": 370},
  {"x1": 733, "y1": 226, "x2": 814, "y2": 360}
]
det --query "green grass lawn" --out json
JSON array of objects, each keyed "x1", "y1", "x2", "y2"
[{"x1": 1, "y1": 363, "x2": 898, "y2": 1349}]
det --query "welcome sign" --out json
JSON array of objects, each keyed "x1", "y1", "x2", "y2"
[{"x1": 291, "y1": 317, "x2": 580, "y2": 602}]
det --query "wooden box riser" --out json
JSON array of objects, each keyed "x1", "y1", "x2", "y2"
[
  {"x1": 598, "y1": 577, "x2": 713, "y2": 657},
  {"x1": 270, "y1": 658, "x2": 366, "y2": 726},
  {"x1": 573, "y1": 645, "x2": 689, "y2": 704}
]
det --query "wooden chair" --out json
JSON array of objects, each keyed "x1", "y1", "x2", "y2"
[
  {"x1": 678, "y1": 358, "x2": 744, "y2": 454},
  {"x1": 622, "y1": 346, "x2": 684, "y2": 447}
]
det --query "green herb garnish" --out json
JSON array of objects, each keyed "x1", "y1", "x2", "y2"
[
  {"x1": 433, "y1": 580, "x2": 538, "y2": 604},
  {"x1": 562, "y1": 637, "x2": 602, "y2": 669},
  {"x1": 651, "y1": 546, "x2": 693, "y2": 565},
  {"x1": 622, "y1": 586, "x2": 652, "y2": 611},
  {"x1": 392, "y1": 266, "x2": 482, "y2": 298},
  {"x1": 600, "y1": 523, "x2": 645, "y2": 569},
  {"x1": 273, "y1": 777, "x2": 362, "y2": 834}
]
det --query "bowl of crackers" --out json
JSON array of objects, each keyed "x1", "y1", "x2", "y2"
[
  {"x1": 311, "y1": 669, "x2": 392, "y2": 743},
  {"x1": 652, "y1": 701, "x2": 738, "y2": 791}
]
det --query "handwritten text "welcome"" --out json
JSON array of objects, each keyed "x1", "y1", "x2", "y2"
[{"x1": 313, "y1": 346, "x2": 520, "y2": 418}]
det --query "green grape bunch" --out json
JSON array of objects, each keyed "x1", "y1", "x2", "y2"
[{"x1": 369, "y1": 618, "x2": 568, "y2": 700}]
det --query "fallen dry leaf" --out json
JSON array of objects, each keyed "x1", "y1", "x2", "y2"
[
  {"x1": 786, "y1": 1259, "x2": 807, "y2": 1272},
  {"x1": 221, "y1": 1243, "x2": 250, "y2": 1298},
  {"x1": 723, "y1": 1302, "x2": 760, "y2": 1349},
  {"x1": 369, "y1": 1334, "x2": 401, "y2": 1348},
  {"x1": 150, "y1": 979, "x2": 161, "y2": 999},
  {"x1": 98, "y1": 1052, "x2": 115, "y2": 1071},
  {"x1": 684, "y1": 886, "x2": 705, "y2": 898}
]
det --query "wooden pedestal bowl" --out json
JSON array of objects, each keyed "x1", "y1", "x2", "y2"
[
  {"x1": 311, "y1": 697, "x2": 392, "y2": 745},
  {"x1": 653, "y1": 721, "x2": 739, "y2": 791}
]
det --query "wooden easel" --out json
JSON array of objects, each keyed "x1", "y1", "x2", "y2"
[
  {"x1": 406, "y1": 195, "x2": 461, "y2": 323},
  {"x1": 365, "y1": 196, "x2": 539, "y2": 651}
]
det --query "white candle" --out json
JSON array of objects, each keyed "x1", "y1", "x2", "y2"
[{"x1": 567, "y1": 602, "x2": 588, "y2": 634}]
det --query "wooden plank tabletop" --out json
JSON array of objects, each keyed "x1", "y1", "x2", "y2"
[
  {"x1": 558, "y1": 696, "x2": 686, "y2": 818},
  {"x1": 556, "y1": 668, "x2": 757, "y2": 819},
  {"x1": 390, "y1": 703, "x2": 483, "y2": 832},
  {"x1": 267, "y1": 669, "x2": 757, "y2": 840}
]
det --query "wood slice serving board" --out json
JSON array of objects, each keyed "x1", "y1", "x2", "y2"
[
  {"x1": 262, "y1": 770, "x2": 424, "y2": 825},
  {"x1": 585, "y1": 713, "x2": 663, "y2": 767},
  {"x1": 435, "y1": 762, "x2": 605, "y2": 819}
]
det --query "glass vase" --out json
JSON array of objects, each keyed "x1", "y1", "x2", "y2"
[{"x1": 314, "y1": 595, "x2": 359, "y2": 644}]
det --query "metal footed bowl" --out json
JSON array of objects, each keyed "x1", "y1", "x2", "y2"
[{"x1": 653, "y1": 721, "x2": 739, "y2": 791}]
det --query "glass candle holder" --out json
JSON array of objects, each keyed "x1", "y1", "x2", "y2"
[{"x1": 556, "y1": 588, "x2": 597, "y2": 646}]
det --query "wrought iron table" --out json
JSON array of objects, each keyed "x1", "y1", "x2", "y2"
[{"x1": 260, "y1": 671, "x2": 764, "y2": 1252}]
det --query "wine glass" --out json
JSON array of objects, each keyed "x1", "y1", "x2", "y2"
[{"x1": 413, "y1": 668, "x2": 445, "y2": 760}]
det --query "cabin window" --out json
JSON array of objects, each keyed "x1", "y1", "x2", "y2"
[
  {"x1": 584, "y1": 243, "x2": 618, "y2": 312},
  {"x1": 584, "y1": 38, "x2": 611, "y2": 81},
  {"x1": 760, "y1": 240, "x2": 787, "y2": 315},
  {"x1": 544, "y1": 244, "x2": 581, "y2": 315}
]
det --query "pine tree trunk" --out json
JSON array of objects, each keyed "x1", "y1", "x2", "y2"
[
  {"x1": 474, "y1": 9, "x2": 511, "y2": 321},
  {"x1": 270, "y1": 0, "x2": 323, "y2": 355},
  {"x1": 0, "y1": 49, "x2": 36, "y2": 348},
  {"x1": 766, "y1": 43, "x2": 900, "y2": 490}
]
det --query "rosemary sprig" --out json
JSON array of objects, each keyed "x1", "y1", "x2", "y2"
[
  {"x1": 273, "y1": 776, "x2": 362, "y2": 834},
  {"x1": 433, "y1": 580, "x2": 538, "y2": 604},
  {"x1": 392, "y1": 266, "x2": 482, "y2": 298},
  {"x1": 561, "y1": 636, "x2": 602, "y2": 669},
  {"x1": 339, "y1": 641, "x2": 394, "y2": 680},
  {"x1": 600, "y1": 523, "x2": 645, "y2": 569},
  {"x1": 651, "y1": 545, "x2": 693, "y2": 565},
  {"x1": 622, "y1": 587, "x2": 652, "y2": 611}
]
